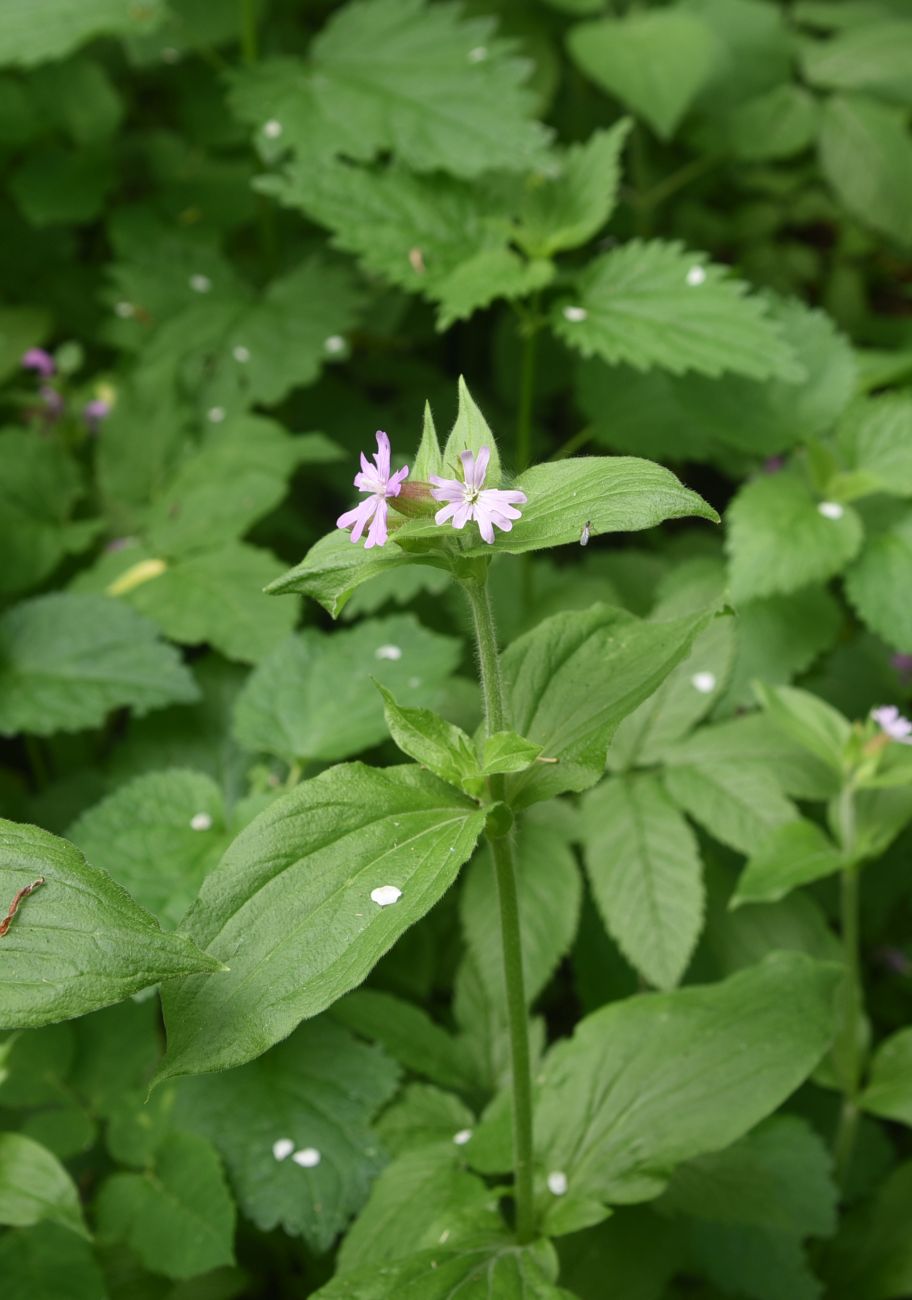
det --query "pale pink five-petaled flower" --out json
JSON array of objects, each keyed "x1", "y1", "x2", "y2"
[
  {"x1": 337, "y1": 430, "x2": 409, "y2": 549},
  {"x1": 430, "y1": 448, "x2": 526, "y2": 545},
  {"x1": 871, "y1": 705, "x2": 912, "y2": 745}
]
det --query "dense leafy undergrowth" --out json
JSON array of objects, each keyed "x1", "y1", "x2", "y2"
[{"x1": 2, "y1": 1, "x2": 912, "y2": 1297}]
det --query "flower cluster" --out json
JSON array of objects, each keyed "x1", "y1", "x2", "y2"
[
  {"x1": 871, "y1": 705, "x2": 912, "y2": 746},
  {"x1": 20, "y1": 348, "x2": 113, "y2": 433},
  {"x1": 337, "y1": 432, "x2": 527, "y2": 549}
]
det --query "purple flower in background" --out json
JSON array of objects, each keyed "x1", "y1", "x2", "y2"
[
  {"x1": 21, "y1": 347, "x2": 55, "y2": 378},
  {"x1": 83, "y1": 398, "x2": 111, "y2": 433},
  {"x1": 871, "y1": 705, "x2": 912, "y2": 745},
  {"x1": 430, "y1": 447, "x2": 527, "y2": 544},
  {"x1": 39, "y1": 384, "x2": 64, "y2": 422},
  {"x1": 337, "y1": 430, "x2": 409, "y2": 549},
  {"x1": 891, "y1": 653, "x2": 912, "y2": 682},
  {"x1": 762, "y1": 456, "x2": 784, "y2": 474}
]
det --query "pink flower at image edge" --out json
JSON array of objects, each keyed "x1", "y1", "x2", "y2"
[
  {"x1": 337, "y1": 430, "x2": 408, "y2": 549},
  {"x1": 22, "y1": 347, "x2": 55, "y2": 378},
  {"x1": 430, "y1": 447, "x2": 526, "y2": 545},
  {"x1": 872, "y1": 705, "x2": 912, "y2": 745}
]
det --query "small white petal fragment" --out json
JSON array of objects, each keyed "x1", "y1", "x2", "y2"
[
  {"x1": 468, "y1": 46, "x2": 488, "y2": 62},
  {"x1": 272, "y1": 1138, "x2": 294, "y2": 1162},
  {"x1": 370, "y1": 885, "x2": 402, "y2": 908},
  {"x1": 263, "y1": 119, "x2": 283, "y2": 140},
  {"x1": 208, "y1": 406, "x2": 226, "y2": 424},
  {"x1": 374, "y1": 644, "x2": 402, "y2": 661},
  {"x1": 324, "y1": 334, "x2": 346, "y2": 354},
  {"x1": 452, "y1": 1129, "x2": 472, "y2": 1146},
  {"x1": 686, "y1": 265, "x2": 707, "y2": 287},
  {"x1": 562, "y1": 305, "x2": 588, "y2": 322},
  {"x1": 691, "y1": 671, "x2": 717, "y2": 695},
  {"x1": 818, "y1": 501, "x2": 844, "y2": 520},
  {"x1": 114, "y1": 301, "x2": 135, "y2": 319},
  {"x1": 547, "y1": 1171, "x2": 568, "y2": 1196},
  {"x1": 190, "y1": 811, "x2": 213, "y2": 832},
  {"x1": 292, "y1": 1147, "x2": 322, "y2": 1168},
  {"x1": 189, "y1": 273, "x2": 212, "y2": 294},
  {"x1": 232, "y1": 345, "x2": 251, "y2": 363}
]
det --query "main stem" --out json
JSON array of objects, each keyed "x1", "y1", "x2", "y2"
[
  {"x1": 833, "y1": 785, "x2": 862, "y2": 1188},
  {"x1": 239, "y1": 0, "x2": 258, "y2": 63},
  {"x1": 463, "y1": 576, "x2": 536, "y2": 1244}
]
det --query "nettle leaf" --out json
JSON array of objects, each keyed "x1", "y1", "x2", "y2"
[
  {"x1": 157, "y1": 765, "x2": 486, "y2": 1082},
  {"x1": 461, "y1": 817, "x2": 583, "y2": 1005},
  {"x1": 802, "y1": 20, "x2": 912, "y2": 103},
  {"x1": 732, "y1": 820, "x2": 844, "y2": 909},
  {"x1": 860, "y1": 1027, "x2": 912, "y2": 1127},
  {"x1": 819, "y1": 93, "x2": 912, "y2": 248},
  {"x1": 0, "y1": 594, "x2": 198, "y2": 737},
  {"x1": 68, "y1": 770, "x2": 232, "y2": 927},
  {"x1": 334, "y1": 989, "x2": 477, "y2": 1093},
  {"x1": 0, "y1": 0, "x2": 165, "y2": 68},
  {"x1": 307, "y1": 0, "x2": 551, "y2": 177},
  {"x1": 233, "y1": 615, "x2": 461, "y2": 764},
  {"x1": 581, "y1": 774, "x2": 704, "y2": 991},
  {"x1": 552, "y1": 241, "x2": 800, "y2": 381},
  {"x1": 174, "y1": 1020, "x2": 399, "y2": 1251},
  {"x1": 376, "y1": 1083, "x2": 475, "y2": 1156},
  {"x1": 0, "y1": 1222, "x2": 106, "y2": 1300},
  {"x1": 567, "y1": 9, "x2": 720, "y2": 139},
  {"x1": 845, "y1": 508, "x2": 912, "y2": 651},
  {"x1": 514, "y1": 121, "x2": 631, "y2": 257},
  {"x1": 0, "y1": 818, "x2": 221, "y2": 1029},
  {"x1": 314, "y1": 1237, "x2": 570, "y2": 1299},
  {"x1": 726, "y1": 470, "x2": 864, "y2": 602},
  {"x1": 95, "y1": 1131, "x2": 235, "y2": 1280},
  {"x1": 534, "y1": 953, "x2": 840, "y2": 1209},
  {"x1": 0, "y1": 1132, "x2": 86, "y2": 1237},
  {"x1": 663, "y1": 759, "x2": 797, "y2": 856},
  {"x1": 337, "y1": 1144, "x2": 502, "y2": 1275},
  {"x1": 837, "y1": 394, "x2": 912, "y2": 499},
  {"x1": 502, "y1": 603, "x2": 711, "y2": 806}
]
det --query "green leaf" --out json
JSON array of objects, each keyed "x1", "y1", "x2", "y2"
[
  {"x1": 442, "y1": 377, "x2": 502, "y2": 489},
  {"x1": 333, "y1": 989, "x2": 476, "y2": 1093},
  {"x1": 823, "y1": 1161, "x2": 912, "y2": 1300},
  {"x1": 0, "y1": 1223, "x2": 106, "y2": 1300},
  {"x1": 0, "y1": 306, "x2": 51, "y2": 381},
  {"x1": 28, "y1": 55, "x2": 122, "y2": 144},
  {"x1": 686, "y1": 1221, "x2": 823, "y2": 1300},
  {"x1": 837, "y1": 394, "x2": 912, "y2": 499},
  {"x1": 534, "y1": 953, "x2": 840, "y2": 1207},
  {"x1": 67, "y1": 770, "x2": 232, "y2": 927},
  {"x1": 552, "y1": 240, "x2": 800, "y2": 381},
  {"x1": 157, "y1": 765, "x2": 486, "y2": 1082},
  {"x1": 233, "y1": 616, "x2": 461, "y2": 764},
  {"x1": 708, "y1": 84, "x2": 820, "y2": 160},
  {"x1": 0, "y1": 430, "x2": 91, "y2": 598},
  {"x1": 819, "y1": 94, "x2": 912, "y2": 248},
  {"x1": 663, "y1": 760, "x2": 797, "y2": 855},
  {"x1": 514, "y1": 121, "x2": 631, "y2": 257},
  {"x1": 0, "y1": 594, "x2": 198, "y2": 737},
  {"x1": 0, "y1": 1132, "x2": 86, "y2": 1237},
  {"x1": 481, "y1": 732, "x2": 544, "y2": 777},
  {"x1": 581, "y1": 774, "x2": 704, "y2": 990},
  {"x1": 337, "y1": 1145, "x2": 502, "y2": 1275},
  {"x1": 95, "y1": 1131, "x2": 235, "y2": 1280},
  {"x1": 378, "y1": 687, "x2": 479, "y2": 791},
  {"x1": 802, "y1": 21, "x2": 912, "y2": 103},
  {"x1": 461, "y1": 817, "x2": 582, "y2": 1004},
  {"x1": 413, "y1": 403, "x2": 444, "y2": 482},
  {"x1": 308, "y1": 0, "x2": 550, "y2": 177},
  {"x1": 860, "y1": 1027, "x2": 912, "y2": 1127},
  {"x1": 0, "y1": 818, "x2": 222, "y2": 1029},
  {"x1": 502, "y1": 603, "x2": 711, "y2": 806},
  {"x1": 726, "y1": 471, "x2": 864, "y2": 602},
  {"x1": 10, "y1": 144, "x2": 114, "y2": 226},
  {"x1": 754, "y1": 683, "x2": 851, "y2": 774},
  {"x1": 313, "y1": 1237, "x2": 570, "y2": 1299},
  {"x1": 567, "y1": 9, "x2": 720, "y2": 139},
  {"x1": 731, "y1": 820, "x2": 845, "y2": 909},
  {"x1": 0, "y1": 0, "x2": 165, "y2": 68},
  {"x1": 174, "y1": 1020, "x2": 399, "y2": 1251},
  {"x1": 845, "y1": 508, "x2": 912, "y2": 651}
]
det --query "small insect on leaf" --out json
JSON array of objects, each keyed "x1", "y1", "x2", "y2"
[
  {"x1": 0, "y1": 877, "x2": 45, "y2": 938},
  {"x1": 580, "y1": 520, "x2": 592, "y2": 547}
]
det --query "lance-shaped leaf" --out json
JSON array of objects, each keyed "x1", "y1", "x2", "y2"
[
  {"x1": 157, "y1": 765, "x2": 486, "y2": 1082},
  {"x1": 534, "y1": 952, "x2": 841, "y2": 1208},
  {"x1": 501, "y1": 603, "x2": 712, "y2": 806},
  {"x1": 731, "y1": 820, "x2": 844, "y2": 909},
  {"x1": 0, "y1": 819, "x2": 222, "y2": 1029},
  {"x1": 0, "y1": 1132, "x2": 86, "y2": 1238},
  {"x1": 860, "y1": 1028, "x2": 912, "y2": 1127}
]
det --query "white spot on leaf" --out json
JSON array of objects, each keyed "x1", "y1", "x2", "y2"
[
  {"x1": 468, "y1": 46, "x2": 488, "y2": 62},
  {"x1": 272, "y1": 1138, "x2": 294, "y2": 1161},
  {"x1": 115, "y1": 301, "x2": 135, "y2": 319},
  {"x1": 207, "y1": 407, "x2": 226, "y2": 424},
  {"x1": 686, "y1": 266, "x2": 706, "y2": 287},
  {"x1": 232, "y1": 345, "x2": 251, "y2": 363},
  {"x1": 190, "y1": 811, "x2": 213, "y2": 832},
  {"x1": 292, "y1": 1147, "x2": 321, "y2": 1168},
  {"x1": 563, "y1": 305, "x2": 588, "y2": 322},
  {"x1": 547, "y1": 1170, "x2": 568, "y2": 1196},
  {"x1": 371, "y1": 885, "x2": 402, "y2": 907},
  {"x1": 375, "y1": 644, "x2": 402, "y2": 661},
  {"x1": 452, "y1": 1129, "x2": 472, "y2": 1146},
  {"x1": 324, "y1": 335, "x2": 346, "y2": 354},
  {"x1": 189, "y1": 273, "x2": 212, "y2": 294},
  {"x1": 263, "y1": 119, "x2": 283, "y2": 139},
  {"x1": 690, "y1": 671, "x2": 716, "y2": 695},
  {"x1": 818, "y1": 501, "x2": 844, "y2": 520}
]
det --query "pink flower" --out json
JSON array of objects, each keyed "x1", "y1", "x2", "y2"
[
  {"x1": 22, "y1": 347, "x2": 55, "y2": 378},
  {"x1": 83, "y1": 398, "x2": 110, "y2": 433},
  {"x1": 430, "y1": 448, "x2": 526, "y2": 545},
  {"x1": 337, "y1": 430, "x2": 409, "y2": 549},
  {"x1": 872, "y1": 705, "x2": 912, "y2": 745}
]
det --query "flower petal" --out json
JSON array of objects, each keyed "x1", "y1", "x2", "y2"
[
  {"x1": 430, "y1": 476, "x2": 466, "y2": 503},
  {"x1": 373, "y1": 430, "x2": 391, "y2": 480},
  {"x1": 472, "y1": 446, "x2": 491, "y2": 489},
  {"x1": 338, "y1": 496, "x2": 377, "y2": 543},
  {"x1": 364, "y1": 498, "x2": 389, "y2": 548}
]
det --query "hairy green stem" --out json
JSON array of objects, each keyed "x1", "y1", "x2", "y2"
[
  {"x1": 239, "y1": 0, "x2": 258, "y2": 63},
  {"x1": 463, "y1": 576, "x2": 536, "y2": 1243},
  {"x1": 833, "y1": 786, "x2": 862, "y2": 1188}
]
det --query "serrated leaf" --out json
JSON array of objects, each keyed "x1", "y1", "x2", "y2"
[
  {"x1": 860, "y1": 1027, "x2": 912, "y2": 1126},
  {"x1": 581, "y1": 774, "x2": 703, "y2": 990},
  {"x1": 726, "y1": 471, "x2": 863, "y2": 602},
  {"x1": 67, "y1": 770, "x2": 231, "y2": 927},
  {"x1": 552, "y1": 241, "x2": 800, "y2": 380},
  {"x1": 0, "y1": 818, "x2": 221, "y2": 1029},
  {"x1": 845, "y1": 508, "x2": 912, "y2": 651},
  {"x1": 0, "y1": 1223, "x2": 106, "y2": 1300},
  {"x1": 461, "y1": 818, "x2": 582, "y2": 1004},
  {"x1": 802, "y1": 21, "x2": 912, "y2": 103},
  {"x1": 502, "y1": 604, "x2": 711, "y2": 806},
  {"x1": 664, "y1": 761, "x2": 797, "y2": 855},
  {"x1": 174, "y1": 1020, "x2": 399, "y2": 1251},
  {"x1": 731, "y1": 820, "x2": 844, "y2": 908},
  {"x1": 567, "y1": 9, "x2": 720, "y2": 139},
  {"x1": 837, "y1": 394, "x2": 912, "y2": 499},
  {"x1": 233, "y1": 616, "x2": 461, "y2": 764},
  {"x1": 0, "y1": 1132, "x2": 86, "y2": 1237},
  {"x1": 157, "y1": 765, "x2": 486, "y2": 1081},
  {"x1": 375, "y1": 1083, "x2": 475, "y2": 1156},
  {"x1": 0, "y1": 0, "x2": 165, "y2": 68},
  {"x1": 534, "y1": 953, "x2": 840, "y2": 1207},
  {"x1": 95, "y1": 1131, "x2": 235, "y2": 1280},
  {"x1": 819, "y1": 93, "x2": 912, "y2": 248},
  {"x1": 333, "y1": 989, "x2": 476, "y2": 1093},
  {"x1": 0, "y1": 594, "x2": 198, "y2": 737}
]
